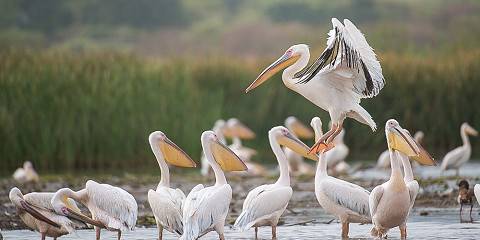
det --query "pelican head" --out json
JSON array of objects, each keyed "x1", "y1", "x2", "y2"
[
  {"x1": 385, "y1": 119, "x2": 436, "y2": 166},
  {"x1": 24, "y1": 161, "x2": 33, "y2": 169},
  {"x1": 270, "y1": 126, "x2": 318, "y2": 161},
  {"x1": 246, "y1": 44, "x2": 308, "y2": 93},
  {"x1": 285, "y1": 116, "x2": 314, "y2": 139},
  {"x1": 462, "y1": 122, "x2": 478, "y2": 136},
  {"x1": 51, "y1": 188, "x2": 103, "y2": 228},
  {"x1": 223, "y1": 118, "x2": 256, "y2": 139},
  {"x1": 149, "y1": 131, "x2": 196, "y2": 168},
  {"x1": 201, "y1": 131, "x2": 247, "y2": 172}
]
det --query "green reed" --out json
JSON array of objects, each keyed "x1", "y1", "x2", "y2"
[{"x1": 0, "y1": 49, "x2": 479, "y2": 173}]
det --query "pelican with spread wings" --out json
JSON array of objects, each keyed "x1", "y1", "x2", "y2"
[{"x1": 245, "y1": 18, "x2": 384, "y2": 154}]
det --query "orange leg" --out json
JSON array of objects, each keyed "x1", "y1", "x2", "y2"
[{"x1": 309, "y1": 123, "x2": 340, "y2": 154}]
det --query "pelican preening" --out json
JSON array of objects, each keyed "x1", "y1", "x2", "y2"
[
  {"x1": 309, "y1": 117, "x2": 370, "y2": 238},
  {"x1": 9, "y1": 187, "x2": 90, "y2": 240},
  {"x1": 246, "y1": 18, "x2": 385, "y2": 154},
  {"x1": 440, "y1": 122, "x2": 478, "y2": 175},
  {"x1": 147, "y1": 131, "x2": 196, "y2": 239},
  {"x1": 181, "y1": 131, "x2": 247, "y2": 240},
  {"x1": 284, "y1": 116, "x2": 315, "y2": 175},
  {"x1": 369, "y1": 120, "x2": 436, "y2": 239},
  {"x1": 377, "y1": 131, "x2": 424, "y2": 169},
  {"x1": 13, "y1": 161, "x2": 39, "y2": 183},
  {"x1": 52, "y1": 180, "x2": 138, "y2": 240},
  {"x1": 234, "y1": 126, "x2": 317, "y2": 239}
]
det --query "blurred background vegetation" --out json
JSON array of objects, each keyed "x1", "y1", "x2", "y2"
[{"x1": 0, "y1": 0, "x2": 479, "y2": 173}]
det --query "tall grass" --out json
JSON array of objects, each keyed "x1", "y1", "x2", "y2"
[{"x1": 1, "y1": 49, "x2": 479, "y2": 173}]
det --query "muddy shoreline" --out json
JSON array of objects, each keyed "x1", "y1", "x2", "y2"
[{"x1": 0, "y1": 170, "x2": 474, "y2": 231}]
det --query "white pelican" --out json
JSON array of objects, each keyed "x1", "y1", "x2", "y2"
[
  {"x1": 325, "y1": 127, "x2": 349, "y2": 173},
  {"x1": 147, "y1": 131, "x2": 197, "y2": 239},
  {"x1": 181, "y1": 131, "x2": 247, "y2": 240},
  {"x1": 234, "y1": 126, "x2": 317, "y2": 239},
  {"x1": 284, "y1": 116, "x2": 315, "y2": 175},
  {"x1": 9, "y1": 187, "x2": 95, "y2": 240},
  {"x1": 309, "y1": 117, "x2": 371, "y2": 238},
  {"x1": 52, "y1": 180, "x2": 138, "y2": 240},
  {"x1": 369, "y1": 120, "x2": 436, "y2": 239},
  {"x1": 13, "y1": 161, "x2": 39, "y2": 183},
  {"x1": 440, "y1": 122, "x2": 478, "y2": 175},
  {"x1": 475, "y1": 184, "x2": 480, "y2": 205},
  {"x1": 376, "y1": 131, "x2": 424, "y2": 169},
  {"x1": 246, "y1": 18, "x2": 384, "y2": 154},
  {"x1": 201, "y1": 119, "x2": 227, "y2": 177}
]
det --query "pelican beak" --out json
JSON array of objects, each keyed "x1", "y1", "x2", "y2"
[
  {"x1": 224, "y1": 122, "x2": 256, "y2": 139},
  {"x1": 159, "y1": 137, "x2": 197, "y2": 168},
  {"x1": 291, "y1": 120, "x2": 314, "y2": 139},
  {"x1": 278, "y1": 131, "x2": 318, "y2": 161},
  {"x1": 20, "y1": 200, "x2": 61, "y2": 228},
  {"x1": 246, "y1": 53, "x2": 300, "y2": 93},
  {"x1": 60, "y1": 197, "x2": 105, "y2": 228},
  {"x1": 211, "y1": 138, "x2": 247, "y2": 172},
  {"x1": 388, "y1": 127, "x2": 436, "y2": 166},
  {"x1": 467, "y1": 127, "x2": 478, "y2": 136}
]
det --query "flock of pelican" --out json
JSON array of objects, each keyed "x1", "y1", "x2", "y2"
[{"x1": 8, "y1": 18, "x2": 478, "y2": 239}]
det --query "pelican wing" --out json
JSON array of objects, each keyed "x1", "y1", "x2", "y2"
[
  {"x1": 369, "y1": 185, "x2": 384, "y2": 217},
  {"x1": 148, "y1": 189, "x2": 184, "y2": 235},
  {"x1": 296, "y1": 18, "x2": 384, "y2": 98},
  {"x1": 319, "y1": 178, "x2": 370, "y2": 217},
  {"x1": 182, "y1": 185, "x2": 232, "y2": 239},
  {"x1": 86, "y1": 180, "x2": 138, "y2": 231},
  {"x1": 440, "y1": 146, "x2": 467, "y2": 170},
  {"x1": 234, "y1": 184, "x2": 292, "y2": 231}
]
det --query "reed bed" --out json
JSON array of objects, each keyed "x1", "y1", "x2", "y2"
[{"x1": 1, "y1": 49, "x2": 479, "y2": 173}]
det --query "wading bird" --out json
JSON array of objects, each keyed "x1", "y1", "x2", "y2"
[
  {"x1": 245, "y1": 18, "x2": 385, "y2": 154},
  {"x1": 369, "y1": 120, "x2": 435, "y2": 239},
  {"x1": 234, "y1": 126, "x2": 317, "y2": 239},
  {"x1": 13, "y1": 161, "x2": 39, "y2": 184},
  {"x1": 52, "y1": 180, "x2": 138, "y2": 240},
  {"x1": 284, "y1": 116, "x2": 315, "y2": 175},
  {"x1": 181, "y1": 131, "x2": 247, "y2": 240},
  {"x1": 9, "y1": 187, "x2": 94, "y2": 240},
  {"x1": 377, "y1": 131, "x2": 424, "y2": 169},
  {"x1": 441, "y1": 123, "x2": 478, "y2": 175},
  {"x1": 457, "y1": 179, "x2": 474, "y2": 223},
  {"x1": 147, "y1": 131, "x2": 197, "y2": 239},
  {"x1": 308, "y1": 117, "x2": 371, "y2": 238}
]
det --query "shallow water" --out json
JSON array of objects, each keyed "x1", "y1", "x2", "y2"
[{"x1": 3, "y1": 208, "x2": 480, "y2": 239}]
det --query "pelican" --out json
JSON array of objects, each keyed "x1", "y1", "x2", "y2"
[
  {"x1": 234, "y1": 126, "x2": 317, "y2": 239},
  {"x1": 246, "y1": 18, "x2": 384, "y2": 154},
  {"x1": 181, "y1": 131, "x2": 247, "y2": 240},
  {"x1": 52, "y1": 180, "x2": 138, "y2": 240},
  {"x1": 147, "y1": 131, "x2": 196, "y2": 239},
  {"x1": 284, "y1": 116, "x2": 315, "y2": 175},
  {"x1": 9, "y1": 187, "x2": 95, "y2": 240},
  {"x1": 369, "y1": 120, "x2": 436, "y2": 239},
  {"x1": 441, "y1": 122, "x2": 478, "y2": 175},
  {"x1": 13, "y1": 161, "x2": 39, "y2": 183},
  {"x1": 325, "y1": 127, "x2": 349, "y2": 173},
  {"x1": 201, "y1": 119, "x2": 227, "y2": 177},
  {"x1": 308, "y1": 117, "x2": 370, "y2": 238},
  {"x1": 377, "y1": 131, "x2": 424, "y2": 169}
]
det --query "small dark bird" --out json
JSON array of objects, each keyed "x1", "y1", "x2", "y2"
[{"x1": 457, "y1": 179, "x2": 474, "y2": 222}]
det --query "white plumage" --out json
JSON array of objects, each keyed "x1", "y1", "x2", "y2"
[
  {"x1": 201, "y1": 119, "x2": 227, "y2": 177},
  {"x1": 440, "y1": 123, "x2": 478, "y2": 175},
  {"x1": 235, "y1": 126, "x2": 303, "y2": 239},
  {"x1": 325, "y1": 128, "x2": 349, "y2": 170},
  {"x1": 13, "y1": 161, "x2": 39, "y2": 184},
  {"x1": 147, "y1": 131, "x2": 197, "y2": 239},
  {"x1": 475, "y1": 184, "x2": 480, "y2": 205},
  {"x1": 51, "y1": 180, "x2": 138, "y2": 240},
  {"x1": 9, "y1": 187, "x2": 84, "y2": 239},
  {"x1": 246, "y1": 18, "x2": 384, "y2": 154},
  {"x1": 310, "y1": 117, "x2": 370, "y2": 238},
  {"x1": 181, "y1": 131, "x2": 247, "y2": 240}
]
